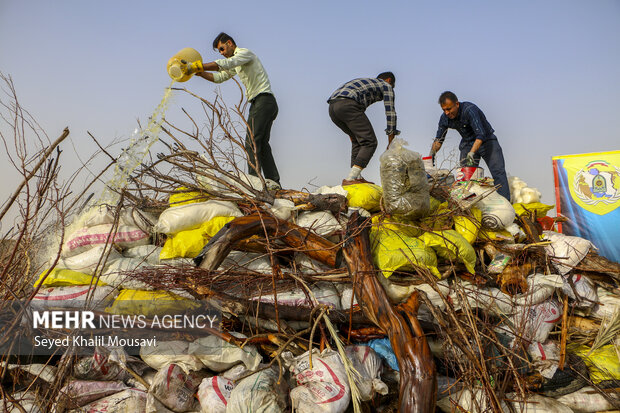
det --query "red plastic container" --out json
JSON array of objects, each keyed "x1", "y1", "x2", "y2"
[
  {"x1": 456, "y1": 166, "x2": 484, "y2": 182},
  {"x1": 422, "y1": 156, "x2": 434, "y2": 170}
]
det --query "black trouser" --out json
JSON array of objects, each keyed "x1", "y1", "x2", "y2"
[
  {"x1": 328, "y1": 98, "x2": 377, "y2": 168},
  {"x1": 246, "y1": 93, "x2": 280, "y2": 183}
]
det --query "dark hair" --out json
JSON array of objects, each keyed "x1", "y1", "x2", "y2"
[
  {"x1": 212, "y1": 32, "x2": 236, "y2": 49},
  {"x1": 439, "y1": 91, "x2": 458, "y2": 105},
  {"x1": 377, "y1": 72, "x2": 395, "y2": 88}
]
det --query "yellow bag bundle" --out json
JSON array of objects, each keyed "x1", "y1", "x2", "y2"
[
  {"x1": 370, "y1": 226, "x2": 439, "y2": 278},
  {"x1": 169, "y1": 186, "x2": 209, "y2": 206},
  {"x1": 160, "y1": 216, "x2": 236, "y2": 259},
  {"x1": 420, "y1": 201, "x2": 453, "y2": 230},
  {"x1": 453, "y1": 207, "x2": 482, "y2": 244},
  {"x1": 105, "y1": 289, "x2": 200, "y2": 316},
  {"x1": 429, "y1": 196, "x2": 442, "y2": 213},
  {"x1": 371, "y1": 215, "x2": 423, "y2": 238},
  {"x1": 34, "y1": 268, "x2": 107, "y2": 288},
  {"x1": 478, "y1": 228, "x2": 514, "y2": 242},
  {"x1": 512, "y1": 202, "x2": 554, "y2": 218},
  {"x1": 570, "y1": 344, "x2": 620, "y2": 384},
  {"x1": 419, "y1": 230, "x2": 477, "y2": 274},
  {"x1": 345, "y1": 183, "x2": 383, "y2": 212}
]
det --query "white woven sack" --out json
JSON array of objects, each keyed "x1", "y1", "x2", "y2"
[
  {"x1": 197, "y1": 376, "x2": 235, "y2": 413},
  {"x1": 285, "y1": 349, "x2": 351, "y2": 413},
  {"x1": 153, "y1": 200, "x2": 242, "y2": 235},
  {"x1": 556, "y1": 386, "x2": 616, "y2": 412},
  {"x1": 188, "y1": 333, "x2": 262, "y2": 373},
  {"x1": 297, "y1": 210, "x2": 342, "y2": 237},
  {"x1": 123, "y1": 244, "x2": 162, "y2": 265},
  {"x1": 469, "y1": 183, "x2": 515, "y2": 230},
  {"x1": 63, "y1": 224, "x2": 150, "y2": 257},
  {"x1": 344, "y1": 345, "x2": 388, "y2": 401},
  {"x1": 146, "y1": 363, "x2": 205, "y2": 413},
  {"x1": 98, "y1": 258, "x2": 151, "y2": 290},
  {"x1": 226, "y1": 368, "x2": 288, "y2": 413},
  {"x1": 253, "y1": 282, "x2": 341, "y2": 310},
  {"x1": 506, "y1": 299, "x2": 562, "y2": 342},
  {"x1": 543, "y1": 231, "x2": 594, "y2": 275},
  {"x1": 31, "y1": 285, "x2": 116, "y2": 311},
  {"x1": 67, "y1": 389, "x2": 147, "y2": 413},
  {"x1": 55, "y1": 245, "x2": 122, "y2": 275},
  {"x1": 139, "y1": 340, "x2": 205, "y2": 373},
  {"x1": 83, "y1": 205, "x2": 156, "y2": 232},
  {"x1": 561, "y1": 273, "x2": 598, "y2": 308},
  {"x1": 527, "y1": 340, "x2": 560, "y2": 379}
]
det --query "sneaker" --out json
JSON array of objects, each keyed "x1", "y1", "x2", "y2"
[
  {"x1": 342, "y1": 177, "x2": 375, "y2": 186},
  {"x1": 265, "y1": 179, "x2": 281, "y2": 191}
]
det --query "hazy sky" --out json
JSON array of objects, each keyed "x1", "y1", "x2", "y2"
[{"x1": 1, "y1": 0, "x2": 619, "y2": 222}]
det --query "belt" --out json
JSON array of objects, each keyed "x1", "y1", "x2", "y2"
[
  {"x1": 329, "y1": 97, "x2": 355, "y2": 103},
  {"x1": 250, "y1": 92, "x2": 273, "y2": 103}
]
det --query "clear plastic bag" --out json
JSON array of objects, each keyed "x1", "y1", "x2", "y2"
[{"x1": 379, "y1": 138, "x2": 430, "y2": 219}]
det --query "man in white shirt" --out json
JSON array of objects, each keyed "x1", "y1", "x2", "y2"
[{"x1": 189, "y1": 32, "x2": 280, "y2": 190}]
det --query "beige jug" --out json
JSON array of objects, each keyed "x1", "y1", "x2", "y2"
[{"x1": 167, "y1": 48, "x2": 202, "y2": 82}]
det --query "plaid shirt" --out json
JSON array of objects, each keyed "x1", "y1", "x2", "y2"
[{"x1": 328, "y1": 78, "x2": 399, "y2": 135}]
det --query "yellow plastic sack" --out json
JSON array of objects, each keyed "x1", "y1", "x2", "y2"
[
  {"x1": 478, "y1": 228, "x2": 514, "y2": 242},
  {"x1": 570, "y1": 344, "x2": 620, "y2": 384},
  {"x1": 345, "y1": 183, "x2": 383, "y2": 212},
  {"x1": 160, "y1": 216, "x2": 235, "y2": 259},
  {"x1": 420, "y1": 230, "x2": 477, "y2": 274},
  {"x1": 420, "y1": 201, "x2": 453, "y2": 230},
  {"x1": 169, "y1": 186, "x2": 209, "y2": 206},
  {"x1": 512, "y1": 202, "x2": 554, "y2": 219},
  {"x1": 370, "y1": 226, "x2": 439, "y2": 278},
  {"x1": 371, "y1": 215, "x2": 423, "y2": 238},
  {"x1": 34, "y1": 268, "x2": 107, "y2": 288},
  {"x1": 453, "y1": 207, "x2": 482, "y2": 244},
  {"x1": 105, "y1": 289, "x2": 200, "y2": 316},
  {"x1": 429, "y1": 196, "x2": 442, "y2": 214}
]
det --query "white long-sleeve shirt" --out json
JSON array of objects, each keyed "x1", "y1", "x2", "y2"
[{"x1": 212, "y1": 47, "x2": 273, "y2": 101}]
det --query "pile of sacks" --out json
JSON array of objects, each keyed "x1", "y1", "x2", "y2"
[
  {"x1": 2, "y1": 340, "x2": 389, "y2": 412},
  {"x1": 8, "y1": 139, "x2": 620, "y2": 412},
  {"x1": 509, "y1": 176, "x2": 542, "y2": 204}
]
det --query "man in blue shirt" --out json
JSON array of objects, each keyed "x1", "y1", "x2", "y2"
[
  {"x1": 431, "y1": 91, "x2": 510, "y2": 200},
  {"x1": 328, "y1": 72, "x2": 399, "y2": 186}
]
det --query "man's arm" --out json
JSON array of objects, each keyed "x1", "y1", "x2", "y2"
[
  {"x1": 195, "y1": 72, "x2": 215, "y2": 82},
  {"x1": 382, "y1": 85, "x2": 400, "y2": 137},
  {"x1": 193, "y1": 61, "x2": 233, "y2": 83},
  {"x1": 431, "y1": 116, "x2": 449, "y2": 154},
  {"x1": 190, "y1": 59, "x2": 236, "y2": 83},
  {"x1": 469, "y1": 138, "x2": 483, "y2": 154},
  {"x1": 465, "y1": 105, "x2": 489, "y2": 152}
]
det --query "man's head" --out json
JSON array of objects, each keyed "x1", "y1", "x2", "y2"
[
  {"x1": 439, "y1": 91, "x2": 459, "y2": 119},
  {"x1": 213, "y1": 32, "x2": 236, "y2": 58},
  {"x1": 377, "y1": 72, "x2": 395, "y2": 88}
]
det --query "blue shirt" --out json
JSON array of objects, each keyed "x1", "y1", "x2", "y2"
[
  {"x1": 328, "y1": 78, "x2": 399, "y2": 136},
  {"x1": 435, "y1": 101, "x2": 496, "y2": 150}
]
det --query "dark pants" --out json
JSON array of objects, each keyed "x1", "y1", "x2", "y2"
[
  {"x1": 460, "y1": 139, "x2": 511, "y2": 201},
  {"x1": 328, "y1": 98, "x2": 377, "y2": 168},
  {"x1": 246, "y1": 93, "x2": 280, "y2": 183}
]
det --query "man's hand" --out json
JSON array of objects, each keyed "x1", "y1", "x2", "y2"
[
  {"x1": 185, "y1": 61, "x2": 204, "y2": 75},
  {"x1": 387, "y1": 133, "x2": 395, "y2": 149},
  {"x1": 466, "y1": 151, "x2": 476, "y2": 166},
  {"x1": 431, "y1": 140, "x2": 442, "y2": 153}
]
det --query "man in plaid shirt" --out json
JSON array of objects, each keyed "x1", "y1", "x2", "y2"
[{"x1": 328, "y1": 72, "x2": 399, "y2": 185}]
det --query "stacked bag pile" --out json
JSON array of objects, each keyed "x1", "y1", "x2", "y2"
[{"x1": 9, "y1": 138, "x2": 619, "y2": 412}]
